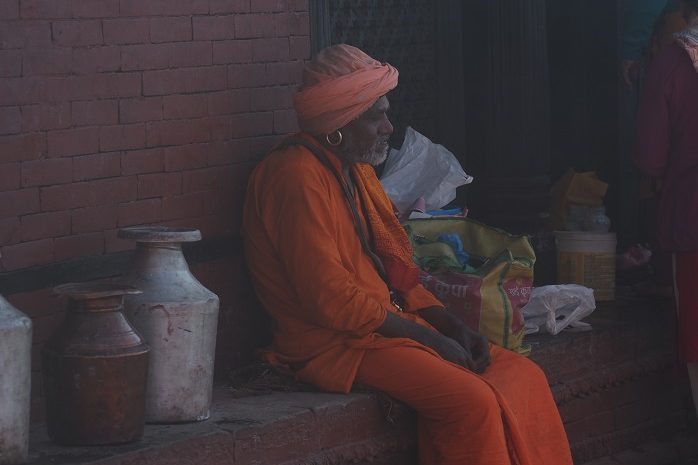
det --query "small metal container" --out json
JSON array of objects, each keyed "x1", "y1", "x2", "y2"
[{"x1": 42, "y1": 283, "x2": 149, "y2": 445}]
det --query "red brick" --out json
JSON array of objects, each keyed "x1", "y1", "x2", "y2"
[
  {"x1": 72, "y1": 46, "x2": 120, "y2": 74},
  {"x1": 20, "y1": 0, "x2": 71, "y2": 18},
  {"x1": 212, "y1": 39, "x2": 253, "y2": 65},
  {"x1": 102, "y1": 18, "x2": 149, "y2": 44},
  {"x1": 210, "y1": 0, "x2": 249, "y2": 13},
  {"x1": 266, "y1": 61, "x2": 303, "y2": 86},
  {"x1": 149, "y1": 16, "x2": 192, "y2": 43},
  {"x1": 182, "y1": 165, "x2": 237, "y2": 192},
  {"x1": 45, "y1": 73, "x2": 141, "y2": 102},
  {"x1": 0, "y1": 133, "x2": 46, "y2": 162},
  {"x1": 273, "y1": 108, "x2": 298, "y2": 134},
  {"x1": 143, "y1": 67, "x2": 227, "y2": 96},
  {"x1": 169, "y1": 41, "x2": 212, "y2": 68},
  {"x1": 251, "y1": 86, "x2": 293, "y2": 111},
  {"x1": 72, "y1": 0, "x2": 119, "y2": 18},
  {"x1": 137, "y1": 172, "x2": 181, "y2": 199},
  {"x1": 288, "y1": 11, "x2": 309, "y2": 35},
  {"x1": 226, "y1": 63, "x2": 265, "y2": 88},
  {"x1": 207, "y1": 139, "x2": 250, "y2": 166},
  {"x1": 161, "y1": 191, "x2": 206, "y2": 221},
  {"x1": 234, "y1": 13, "x2": 276, "y2": 39},
  {"x1": 20, "y1": 211, "x2": 70, "y2": 241},
  {"x1": 40, "y1": 182, "x2": 93, "y2": 210},
  {"x1": 0, "y1": 20, "x2": 51, "y2": 49},
  {"x1": 121, "y1": 148, "x2": 164, "y2": 175},
  {"x1": 51, "y1": 19, "x2": 103, "y2": 46},
  {"x1": 0, "y1": 239, "x2": 53, "y2": 271},
  {"x1": 73, "y1": 153, "x2": 121, "y2": 181},
  {"x1": 22, "y1": 48, "x2": 72, "y2": 76},
  {"x1": 208, "y1": 115, "x2": 231, "y2": 140},
  {"x1": 0, "y1": 76, "x2": 46, "y2": 106},
  {"x1": 47, "y1": 127, "x2": 99, "y2": 157},
  {"x1": 164, "y1": 143, "x2": 208, "y2": 172},
  {"x1": 193, "y1": 15, "x2": 235, "y2": 40},
  {"x1": 247, "y1": 134, "x2": 281, "y2": 160},
  {"x1": 146, "y1": 119, "x2": 211, "y2": 147},
  {"x1": 163, "y1": 93, "x2": 208, "y2": 120},
  {"x1": 100, "y1": 124, "x2": 146, "y2": 151},
  {"x1": 71, "y1": 205, "x2": 118, "y2": 233},
  {"x1": 121, "y1": 43, "x2": 170, "y2": 71},
  {"x1": 0, "y1": 50, "x2": 22, "y2": 77},
  {"x1": 289, "y1": 36, "x2": 310, "y2": 60},
  {"x1": 0, "y1": 216, "x2": 21, "y2": 245},
  {"x1": 251, "y1": 37, "x2": 289, "y2": 62},
  {"x1": 207, "y1": 89, "x2": 251, "y2": 115},
  {"x1": 0, "y1": 0, "x2": 19, "y2": 18},
  {"x1": 0, "y1": 188, "x2": 39, "y2": 217},
  {"x1": 54, "y1": 232, "x2": 104, "y2": 261},
  {"x1": 119, "y1": 97, "x2": 163, "y2": 124},
  {"x1": 250, "y1": 0, "x2": 287, "y2": 13},
  {"x1": 104, "y1": 228, "x2": 134, "y2": 253},
  {"x1": 0, "y1": 162, "x2": 20, "y2": 191},
  {"x1": 92, "y1": 175, "x2": 137, "y2": 205},
  {"x1": 121, "y1": 0, "x2": 206, "y2": 16},
  {"x1": 0, "y1": 106, "x2": 21, "y2": 134},
  {"x1": 272, "y1": 12, "x2": 291, "y2": 36},
  {"x1": 0, "y1": 238, "x2": 53, "y2": 270},
  {"x1": 21, "y1": 102, "x2": 70, "y2": 132},
  {"x1": 21, "y1": 158, "x2": 72, "y2": 187},
  {"x1": 117, "y1": 198, "x2": 161, "y2": 227},
  {"x1": 41, "y1": 176, "x2": 136, "y2": 211},
  {"x1": 289, "y1": 0, "x2": 308, "y2": 11},
  {"x1": 71, "y1": 100, "x2": 118, "y2": 126},
  {"x1": 230, "y1": 112, "x2": 273, "y2": 138}
]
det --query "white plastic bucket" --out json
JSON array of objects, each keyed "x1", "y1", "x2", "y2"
[{"x1": 554, "y1": 231, "x2": 617, "y2": 301}]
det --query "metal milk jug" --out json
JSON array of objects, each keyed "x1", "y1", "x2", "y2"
[
  {"x1": 42, "y1": 283, "x2": 148, "y2": 445},
  {"x1": 118, "y1": 227, "x2": 219, "y2": 423},
  {"x1": 0, "y1": 295, "x2": 32, "y2": 465}
]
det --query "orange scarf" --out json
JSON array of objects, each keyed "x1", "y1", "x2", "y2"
[{"x1": 352, "y1": 163, "x2": 420, "y2": 293}]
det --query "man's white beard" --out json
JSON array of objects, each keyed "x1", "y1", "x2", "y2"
[{"x1": 343, "y1": 139, "x2": 389, "y2": 166}]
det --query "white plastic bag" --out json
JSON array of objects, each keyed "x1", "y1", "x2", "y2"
[
  {"x1": 521, "y1": 284, "x2": 596, "y2": 335},
  {"x1": 380, "y1": 127, "x2": 473, "y2": 215}
]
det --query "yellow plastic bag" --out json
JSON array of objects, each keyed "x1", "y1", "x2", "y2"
[{"x1": 406, "y1": 218, "x2": 535, "y2": 354}]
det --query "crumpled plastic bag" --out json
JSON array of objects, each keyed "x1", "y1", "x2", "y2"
[
  {"x1": 380, "y1": 126, "x2": 473, "y2": 215},
  {"x1": 521, "y1": 284, "x2": 596, "y2": 335}
]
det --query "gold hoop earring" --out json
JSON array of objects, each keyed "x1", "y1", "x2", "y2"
[{"x1": 325, "y1": 130, "x2": 343, "y2": 146}]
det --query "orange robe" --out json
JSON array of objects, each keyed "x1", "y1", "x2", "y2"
[{"x1": 242, "y1": 133, "x2": 572, "y2": 465}]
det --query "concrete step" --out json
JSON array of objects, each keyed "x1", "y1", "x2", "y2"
[
  {"x1": 26, "y1": 290, "x2": 694, "y2": 465},
  {"x1": 28, "y1": 388, "x2": 415, "y2": 465}
]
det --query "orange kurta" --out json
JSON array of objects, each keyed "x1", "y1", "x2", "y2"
[{"x1": 242, "y1": 134, "x2": 572, "y2": 465}]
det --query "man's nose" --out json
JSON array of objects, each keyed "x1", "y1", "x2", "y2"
[{"x1": 382, "y1": 117, "x2": 394, "y2": 135}]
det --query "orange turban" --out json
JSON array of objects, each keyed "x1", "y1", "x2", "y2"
[{"x1": 293, "y1": 44, "x2": 398, "y2": 135}]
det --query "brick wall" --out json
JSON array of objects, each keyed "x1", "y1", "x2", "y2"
[{"x1": 0, "y1": 0, "x2": 310, "y2": 422}]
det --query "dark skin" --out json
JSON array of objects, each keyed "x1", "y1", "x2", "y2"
[{"x1": 319, "y1": 96, "x2": 492, "y2": 374}]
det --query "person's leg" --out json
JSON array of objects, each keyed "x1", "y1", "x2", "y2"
[
  {"x1": 674, "y1": 251, "x2": 698, "y2": 420},
  {"x1": 356, "y1": 345, "x2": 511, "y2": 465},
  {"x1": 481, "y1": 346, "x2": 573, "y2": 465}
]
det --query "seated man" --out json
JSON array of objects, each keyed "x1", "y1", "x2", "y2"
[{"x1": 242, "y1": 44, "x2": 572, "y2": 465}]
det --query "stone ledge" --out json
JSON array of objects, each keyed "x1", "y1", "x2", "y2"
[{"x1": 28, "y1": 388, "x2": 415, "y2": 465}]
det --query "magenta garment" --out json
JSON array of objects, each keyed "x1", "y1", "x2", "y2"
[{"x1": 635, "y1": 43, "x2": 698, "y2": 252}]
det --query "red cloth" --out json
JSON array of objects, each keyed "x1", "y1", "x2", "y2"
[
  {"x1": 357, "y1": 344, "x2": 573, "y2": 465},
  {"x1": 675, "y1": 252, "x2": 698, "y2": 362},
  {"x1": 635, "y1": 43, "x2": 698, "y2": 251},
  {"x1": 293, "y1": 44, "x2": 398, "y2": 135}
]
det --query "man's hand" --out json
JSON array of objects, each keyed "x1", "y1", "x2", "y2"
[
  {"x1": 418, "y1": 307, "x2": 491, "y2": 374},
  {"x1": 377, "y1": 311, "x2": 473, "y2": 368}
]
